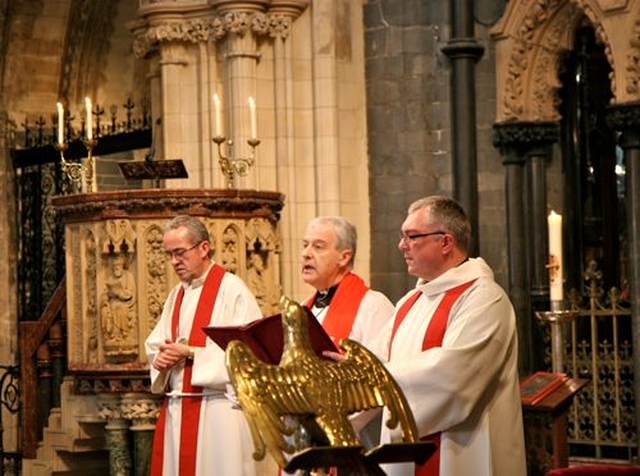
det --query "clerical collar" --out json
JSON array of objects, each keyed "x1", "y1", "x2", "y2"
[
  {"x1": 313, "y1": 283, "x2": 339, "y2": 308},
  {"x1": 181, "y1": 262, "x2": 213, "y2": 290}
]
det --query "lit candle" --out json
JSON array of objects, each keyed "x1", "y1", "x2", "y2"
[
  {"x1": 56, "y1": 102, "x2": 64, "y2": 145},
  {"x1": 85, "y1": 97, "x2": 93, "y2": 140},
  {"x1": 213, "y1": 93, "x2": 222, "y2": 137},
  {"x1": 548, "y1": 210, "x2": 563, "y2": 302},
  {"x1": 248, "y1": 96, "x2": 257, "y2": 139}
]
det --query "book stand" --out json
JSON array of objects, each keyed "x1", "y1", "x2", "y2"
[{"x1": 522, "y1": 377, "x2": 588, "y2": 476}]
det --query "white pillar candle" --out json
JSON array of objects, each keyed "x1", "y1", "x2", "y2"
[
  {"x1": 213, "y1": 93, "x2": 222, "y2": 137},
  {"x1": 248, "y1": 96, "x2": 257, "y2": 139},
  {"x1": 548, "y1": 210, "x2": 563, "y2": 301},
  {"x1": 85, "y1": 97, "x2": 93, "y2": 140},
  {"x1": 56, "y1": 102, "x2": 64, "y2": 145}
]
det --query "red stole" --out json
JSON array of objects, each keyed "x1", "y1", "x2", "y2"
[
  {"x1": 150, "y1": 264, "x2": 226, "y2": 476},
  {"x1": 389, "y1": 279, "x2": 477, "y2": 476},
  {"x1": 304, "y1": 273, "x2": 369, "y2": 346}
]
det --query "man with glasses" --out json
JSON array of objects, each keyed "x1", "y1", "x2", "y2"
[
  {"x1": 374, "y1": 196, "x2": 526, "y2": 476},
  {"x1": 145, "y1": 215, "x2": 262, "y2": 476}
]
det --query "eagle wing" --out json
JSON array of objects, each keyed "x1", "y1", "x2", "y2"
[
  {"x1": 336, "y1": 339, "x2": 420, "y2": 443},
  {"x1": 226, "y1": 339, "x2": 316, "y2": 467}
]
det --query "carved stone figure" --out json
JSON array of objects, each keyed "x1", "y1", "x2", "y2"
[{"x1": 101, "y1": 254, "x2": 138, "y2": 359}]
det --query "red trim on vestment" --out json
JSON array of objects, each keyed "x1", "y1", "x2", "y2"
[
  {"x1": 308, "y1": 273, "x2": 369, "y2": 346},
  {"x1": 389, "y1": 279, "x2": 477, "y2": 476},
  {"x1": 389, "y1": 291, "x2": 422, "y2": 351},
  {"x1": 150, "y1": 264, "x2": 226, "y2": 476}
]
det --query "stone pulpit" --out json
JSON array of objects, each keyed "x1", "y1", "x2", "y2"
[{"x1": 52, "y1": 188, "x2": 284, "y2": 475}]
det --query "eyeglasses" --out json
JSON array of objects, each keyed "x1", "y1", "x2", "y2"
[
  {"x1": 164, "y1": 242, "x2": 202, "y2": 260},
  {"x1": 399, "y1": 231, "x2": 446, "y2": 245}
]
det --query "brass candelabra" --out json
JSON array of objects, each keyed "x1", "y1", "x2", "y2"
[
  {"x1": 213, "y1": 135, "x2": 259, "y2": 188},
  {"x1": 56, "y1": 138, "x2": 97, "y2": 193}
]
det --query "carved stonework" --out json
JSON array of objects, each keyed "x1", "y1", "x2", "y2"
[
  {"x1": 497, "y1": 0, "x2": 565, "y2": 120},
  {"x1": 121, "y1": 393, "x2": 161, "y2": 430},
  {"x1": 220, "y1": 225, "x2": 240, "y2": 273},
  {"x1": 77, "y1": 376, "x2": 149, "y2": 395},
  {"x1": 131, "y1": 6, "x2": 306, "y2": 59},
  {"x1": 596, "y1": 0, "x2": 630, "y2": 11},
  {"x1": 574, "y1": 1, "x2": 616, "y2": 99},
  {"x1": 491, "y1": 0, "x2": 620, "y2": 121},
  {"x1": 246, "y1": 217, "x2": 282, "y2": 311},
  {"x1": 492, "y1": 121, "x2": 560, "y2": 152},
  {"x1": 100, "y1": 253, "x2": 138, "y2": 360},
  {"x1": 85, "y1": 228, "x2": 99, "y2": 364},
  {"x1": 625, "y1": 17, "x2": 640, "y2": 97},
  {"x1": 53, "y1": 189, "x2": 284, "y2": 383},
  {"x1": 492, "y1": 0, "x2": 640, "y2": 121},
  {"x1": 606, "y1": 101, "x2": 640, "y2": 129},
  {"x1": 143, "y1": 226, "x2": 167, "y2": 331}
]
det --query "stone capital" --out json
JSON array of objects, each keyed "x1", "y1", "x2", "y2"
[{"x1": 130, "y1": 1, "x2": 309, "y2": 58}]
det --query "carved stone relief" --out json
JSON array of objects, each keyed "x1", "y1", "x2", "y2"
[
  {"x1": 596, "y1": 0, "x2": 629, "y2": 11},
  {"x1": 143, "y1": 226, "x2": 167, "y2": 332},
  {"x1": 245, "y1": 217, "x2": 282, "y2": 314},
  {"x1": 220, "y1": 224, "x2": 241, "y2": 274},
  {"x1": 99, "y1": 220, "x2": 139, "y2": 362},
  {"x1": 493, "y1": 0, "x2": 640, "y2": 122},
  {"x1": 100, "y1": 253, "x2": 137, "y2": 359},
  {"x1": 84, "y1": 228, "x2": 98, "y2": 364},
  {"x1": 131, "y1": 11, "x2": 300, "y2": 59}
]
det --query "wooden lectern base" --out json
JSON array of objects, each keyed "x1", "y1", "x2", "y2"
[
  {"x1": 521, "y1": 377, "x2": 588, "y2": 476},
  {"x1": 283, "y1": 442, "x2": 436, "y2": 475}
]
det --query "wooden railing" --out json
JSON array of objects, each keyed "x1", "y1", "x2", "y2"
[{"x1": 19, "y1": 278, "x2": 66, "y2": 459}]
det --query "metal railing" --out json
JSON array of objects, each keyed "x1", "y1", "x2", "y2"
[
  {"x1": 560, "y1": 260, "x2": 636, "y2": 461},
  {"x1": 0, "y1": 364, "x2": 20, "y2": 475}
]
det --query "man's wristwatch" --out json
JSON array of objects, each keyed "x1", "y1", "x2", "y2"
[{"x1": 187, "y1": 346, "x2": 195, "y2": 360}]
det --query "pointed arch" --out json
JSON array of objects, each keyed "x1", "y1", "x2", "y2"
[{"x1": 491, "y1": 0, "x2": 619, "y2": 121}]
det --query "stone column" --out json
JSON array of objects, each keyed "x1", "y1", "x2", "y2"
[
  {"x1": 99, "y1": 394, "x2": 132, "y2": 476},
  {"x1": 130, "y1": 1, "x2": 309, "y2": 190},
  {"x1": 606, "y1": 101, "x2": 640, "y2": 451},
  {"x1": 493, "y1": 120, "x2": 559, "y2": 375},
  {"x1": 441, "y1": 0, "x2": 484, "y2": 256},
  {"x1": 121, "y1": 393, "x2": 162, "y2": 476}
]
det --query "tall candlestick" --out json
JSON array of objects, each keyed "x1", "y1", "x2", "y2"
[
  {"x1": 85, "y1": 97, "x2": 93, "y2": 140},
  {"x1": 56, "y1": 102, "x2": 64, "y2": 145},
  {"x1": 548, "y1": 210, "x2": 563, "y2": 301},
  {"x1": 248, "y1": 96, "x2": 257, "y2": 140},
  {"x1": 213, "y1": 93, "x2": 222, "y2": 137}
]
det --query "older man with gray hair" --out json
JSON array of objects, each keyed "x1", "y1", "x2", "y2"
[{"x1": 301, "y1": 215, "x2": 394, "y2": 350}]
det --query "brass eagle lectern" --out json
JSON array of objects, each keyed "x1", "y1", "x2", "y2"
[{"x1": 224, "y1": 296, "x2": 434, "y2": 475}]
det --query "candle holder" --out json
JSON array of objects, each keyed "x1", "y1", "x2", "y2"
[
  {"x1": 56, "y1": 142, "x2": 83, "y2": 185},
  {"x1": 56, "y1": 139, "x2": 98, "y2": 193},
  {"x1": 536, "y1": 306, "x2": 576, "y2": 373},
  {"x1": 213, "y1": 135, "x2": 259, "y2": 188},
  {"x1": 83, "y1": 138, "x2": 97, "y2": 193}
]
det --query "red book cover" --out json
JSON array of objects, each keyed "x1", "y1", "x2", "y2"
[
  {"x1": 520, "y1": 371, "x2": 569, "y2": 405},
  {"x1": 203, "y1": 307, "x2": 340, "y2": 365}
]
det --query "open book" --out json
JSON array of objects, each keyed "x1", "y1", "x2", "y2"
[
  {"x1": 204, "y1": 307, "x2": 340, "y2": 365},
  {"x1": 520, "y1": 371, "x2": 569, "y2": 405}
]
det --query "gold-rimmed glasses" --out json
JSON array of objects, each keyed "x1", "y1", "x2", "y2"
[{"x1": 164, "y1": 241, "x2": 203, "y2": 260}]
